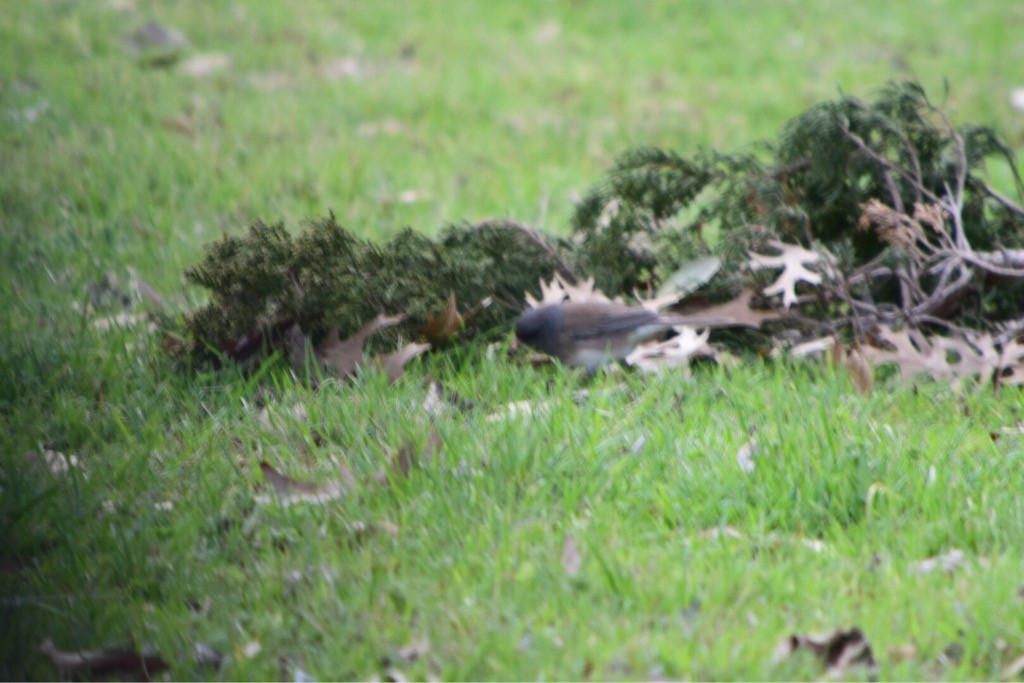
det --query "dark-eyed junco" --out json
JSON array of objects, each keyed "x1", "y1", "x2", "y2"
[{"x1": 515, "y1": 301, "x2": 725, "y2": 371}]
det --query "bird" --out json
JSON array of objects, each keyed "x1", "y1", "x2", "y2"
[{"x1": 515, "y1": 300, "x2": 726, "y2": 371}]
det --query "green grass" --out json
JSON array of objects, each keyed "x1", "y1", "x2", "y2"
[{"x1": 4, "y1": 0, "x2": 1024, "y2": 679}]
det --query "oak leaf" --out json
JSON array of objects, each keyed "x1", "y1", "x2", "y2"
[
  {"x1": 290, "y1": 314, "x2": 426, "y2": 383},
  {"x1": 772, "y1": 627, "x2": 876, "y2": 679},
  {"x1": 525, "y1": 274, "x2": 613, "y2": 308},
  {"x1": 625, "y1": 326, "x2": 711, "y2": 374},
  {"x1": 860, "y1": 325, "x2": 1024, "y2": 386},
  {"x1": 315, "y1": 313, "x2": 404, "y2": 378},
  {"x1": 373, "y1": 429, "x2": 442, "y2": 487},
  {"x1": 40, "y1": 639, "x2": 168, "y2": 682},
  {"x1": 748, "y1": 240, "x2": 828, "y2": 308},
  {"x1": 828, "y1": 340, "x2": 874, "y2": 395},
  {"x1": 673, "y1": 289, "x2": 783, "y2": 328},
  {"x1": 376, "y1": 342, "x2": 431, "y2": 383},
  {"x1": 256, "y1": 461, "x2": 353, "y2": 506},
  {"x1": 421, "y1": 293, "x2": 462, "y2": 346}
]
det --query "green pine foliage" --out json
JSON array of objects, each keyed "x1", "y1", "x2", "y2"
[
  {"x1": 571, "y1": 80, "x2": 1024, "y2": 318},
  {"x1": 775, "y1": 81, "x2": 1023, "y2": 256},
  {"x1": 182, "y1": 215, "x2": 568, "y2": 363},
  {"x1": 571, "y1": 148, "x2": 764, "y2": 294},
  {"x1": 182, "y1": 81, "x2": 1024, "y2": 364}
]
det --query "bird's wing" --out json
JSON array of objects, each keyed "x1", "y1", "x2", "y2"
[{"x1": 567, "y1": 303, "x2": 662, "y2": 340}]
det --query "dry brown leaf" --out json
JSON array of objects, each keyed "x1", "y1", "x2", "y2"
[
  {"x1": 625, "y1": 326, "x2": 712, "y2": 375},
  {"x1": 394, "y1": 189, "x2": 427, "y2": 204},
  {"x1": 485, "y1": 399, "x2": 551, "y2": 422},
  {"x1": 862, "y1": 326, "x2": 951, "y2": 381},
  {"x1": 829, "y1": 341, "x2": 874, "y2": 395},
  {"x1": 321, "y1": 56, "x2": 362, "y2": 79},
  {"x1": 160, "y1": 116, "x2": 194, "y2": 137},
  {"x1": 736, "y1": 433, "x2": 760, "y2": 474},
  {"x1": 858, "y1": 198, "x2": 928, "y2": 251},
  {"x1": 349, "y1": 520, "x2": 401, "y2": 539},
  {"x1": 827, "y1": 337, "x2": 844, "y2": 369},
  {"x1": 390, "y1": 443, "x2": 417, "y2": 480},
  {"x1": 192, "y1": 642, "x2": 223, "y2": 670},
  {"x1": 534, "y1": 19, "x2": 561, "y2": 44},
  {"x1": 180, "y1": 53, "x2": 230, "y2": 77},
  {"x1": 256, "y1": 402, "x2": 308, "y2": 433},
  {"x1": 524, "y1": 274, "x2": 569, "y2": 307},
  {"x1": 126, "y1": 269, "x2": 166, "y2": 309},
  {"x1": 787, "y1": 336, "x2": 835, "y2": 358},
  {"x1": 860, "y1": 325, "x2": 1024, "y2": 386},
  {"x1": 560, "y1": 276, "x2": 611, "y2": 302},
  {"x1": 796, "y1": 537, "x2": 829, "y2": 554},
  {"x1": 1002, "y1": 652, "x2": 1024, "y2": 680},
  {"x1": 422, "y1": 293, "x2": 462, "y2": 346},
  {"x1": 748, "y1": 240, "x2": 828, "y2": 308},
  {"x1": 376, "y1": 342, "x2": 431, "y2": 383},
  {"x1": 845, "y1": 347, "x2": 874, "y2": 394},
  {"x1": 997, "y1": 338, "x2": 1024, "y2": 388},
  {"x1": 91, "y1": 311, "x2": 157, "y2": 333},
  {"x1": 528, "y1": 272, "x2": 724, "y2": 318},
  {"x1": 420, "y1": 380, "x2": 474, "y2": 416},
  {"x1": 312, "y1": 313, "x2": 405, "y2": 379},
  {"x1": 373, "y1": 429, "x2": 441, "y2": 487},
  {"x1": 26, "y1": 449, "x2": 84, "y2": 478},
  {"x1": 421, "y1": 381, "x2": 449, "y2": 417},
  {"x1": 525, "y1": 274, "x2": 613, "y2": 309},
  {"x1": 675, "y1": 289, "x2": 783, "y2": 328},
  {"x1": 773, "y1": 628, "x2": 877, "y2": 679},
  {"x1": 40, "y1": 639, "x2": 168, "y2": 681},
  {"x1": 914, "y1": 549, "x2": 965, "y2": 574},
  {"x1": 396, "y1": 638, "x2": 429, "y2": 664},
  {"x1": 561, "y1": 535, "x2": 582, "y2": 577},
  {"x1": 285, "y1": 323, "x2": 312, "y2": 375},
  {"x1": 256, "y1": 461, "x2": 351, "y2": 506},
  {"x1": 122, "y1": 22, "x2": 186, "y2": 56},
  {"x1": 371, "y1": 520, "x2": 401, "y2": 537},
  {"x1": 887, "y1": 643, "x2": 919, "y2": 663}
]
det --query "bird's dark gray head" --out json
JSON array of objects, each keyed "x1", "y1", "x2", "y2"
[{"x1": 515, "y1": 305, "x2": 563, "y2": 356}]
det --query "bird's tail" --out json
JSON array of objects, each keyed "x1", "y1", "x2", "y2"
[{"x1": 659, "y1": 314, "x2": 736, "y2": 328}]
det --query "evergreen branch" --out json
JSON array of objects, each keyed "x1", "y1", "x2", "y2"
[
  {"x1": 983, "y1": 185, "x2": 1024, "y2": 219},
  {"x1": 473, "y1": 218, "x2": 577, "y2": 283},
  {"x1": 839, "y1": 122, "x2": 945, "y2": 206}
]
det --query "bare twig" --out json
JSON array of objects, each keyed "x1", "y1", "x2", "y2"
[
  {"x1": 995, "y1": 318, "x2": 1024, "y2": 346},
  {"x1": 840, "y1": 124, "x2": 944, "y2": 206},
  {"x1": 959, "y1": 250, "x2": 1024, "y2": 278},
  {"x1": 846, "y1": 266, "x2": 926, "y2": 302},
  {"x1": 768, "y1": 157, "x2": 813, "y2": 179},
  {"x1": 909, "y1": 262, "x2": 974, "y2": 318},
  {"x1": 882, "y1": 169, "x2": 904, "y2": 213},
  {"x1": 983, "y1": 185, "x2": 1024, "y2": 218}
]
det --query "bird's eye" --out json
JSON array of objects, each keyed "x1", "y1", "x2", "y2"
[
  {"x1": 515, "y1": 311, "x2": 544, "y2": 342},
  {"x1": 516, "y1": 320, "x2": 537, "y2": 341}
]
